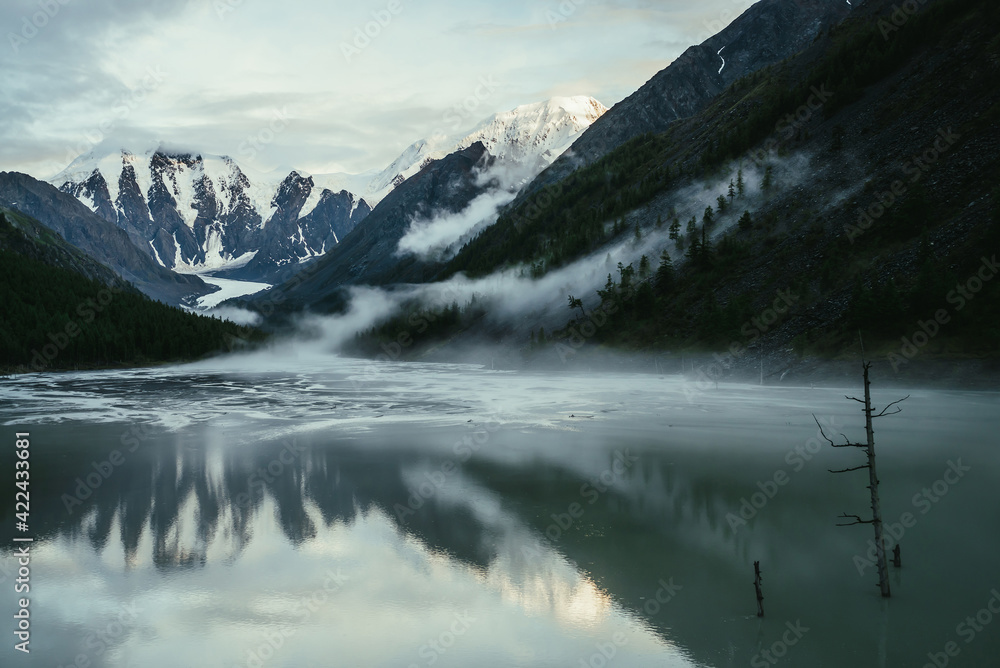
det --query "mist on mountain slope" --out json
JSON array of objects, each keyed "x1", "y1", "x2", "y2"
[
  {"x1": 227, "y1": 154, "x2": 815, "y2": 367},
  {"x1": 396, "y1": 189, "x2": 515, "y2": 262},
  {"x1": 395, "y1": 160, "x2": 544, "y2": 261}
]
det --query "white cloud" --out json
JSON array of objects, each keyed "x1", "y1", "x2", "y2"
[{"x1": 0, "y1": 1, "x2": 746, "y2": 180}]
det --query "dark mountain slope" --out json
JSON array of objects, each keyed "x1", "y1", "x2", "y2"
[
  {"x1": 352, "y1": 0, "x2": 1000, "y2": 370},
  {"x1": 539, "y1": 0, "x2": 1000, "y2": 364},
  {"x1": 0, "y1": 206, "x2": 130, "y2": 290},
  {"x1": 0, "y1": 172, "x2": 209, "y2": 305},
  {"x1": 444, "y1": 0, "x2": 990, "y2": 280},
  {"x1": 0, "y1": 210, "x2": 260, "y2": 372},
  {"x1": 521, "y1": 0, "x2": 854, "y2": 197}
]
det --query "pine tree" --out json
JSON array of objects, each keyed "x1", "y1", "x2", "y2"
[
  {"x1": 762, "y1": 164, "x2": 774, "y2": 191},
  {"x1": 700, "y1": 225, "x2": 714, "y2": 269},
  {"x1": 654, "y1": 251, "x2": 674, "y2": 294},
  {"x1": 639, "y1": 254, "x2": 651, "y2": 279},
  {"x1": 728, "y1": 180, "x2": 736, "y2": 203},
  {"x1": 634, "y1": 222, "x2": 642, "y2": 242},
  {"x1": 669, "y1": 217, "x2": 681, "y2": 241},
  {"x1": 703, "y1": 207, "x2": 715, "y2": 229},
  {"x1": 738, "y1": 210, "x2": 753, "y2": 231},
  {"x1": 685, "y1": 225, "x2": 715, "y2": 272},
  {"x1": 617, "y1": 262, "x2": 635, "y2": 290},
  {"x1": 716, "y1": 195, "x2": 727, "y2": 214},
  {"x1": 597, "y1": 273, "x2": 616, "y2": 302},
  {"x1": 737, "y1": 168, "x2": 745, "y2": 198},
  {"x1": 686, "y1": 232, "x2": 703, "y2": 264}
]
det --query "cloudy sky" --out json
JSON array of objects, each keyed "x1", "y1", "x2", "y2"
[{"x1": 0, "y1": 0, "x2": 751, "y2": 180}]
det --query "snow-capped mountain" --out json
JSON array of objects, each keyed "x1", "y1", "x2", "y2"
[
  {"x1": 344, "y1": 96, "x2": 608, "y2": 205},
  {"x1": 52, "y1": 146, "x2": 372, "y2": 281},
  {"x1": 51, "y1": 97, "x2": 606, "y2": 283}
]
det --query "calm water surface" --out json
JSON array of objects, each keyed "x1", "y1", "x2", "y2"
[{"x1": 1, "y1": 356, "x2": 998, "y2": 667}]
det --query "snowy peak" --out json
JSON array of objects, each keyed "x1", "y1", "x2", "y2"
[
  {"x1": 461, "y1": 96, "x2": 609, "y2": 163},
  {"x1": 50, "y1": 145, "x2": 370, "y2": 280},
  {"x1": 357, "y1": 96, "x2": 608, "y2": 205},
  {"x1": 53, "y1": 145, "x2": 278, "y2": 222}
]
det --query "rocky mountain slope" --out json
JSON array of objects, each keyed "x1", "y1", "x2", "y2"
[
  {"x1": 248, "y1": 2, "x2": 862, "y2": 319},
  {"x1": 52, "y1": 148, "x2": 371, "y2": 282}
]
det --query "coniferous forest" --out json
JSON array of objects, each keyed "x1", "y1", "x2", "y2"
[{"x1": 0, "y1": 213, "x2": 261, "y2": 372}]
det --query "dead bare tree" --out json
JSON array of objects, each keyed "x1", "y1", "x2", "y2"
[
  {"x1": 753, "y1": 561, "x2": 765, "y2": 617},
  {"x1": 813, "y1": 356, "x2": 908, "y2": 599}
]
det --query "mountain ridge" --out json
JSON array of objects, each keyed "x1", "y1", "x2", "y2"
[
  {"x1": 50, "y1": 97, "x2": 606, "y2": 283},
  {"x1": 51, "y1": 147, "x2": 371, "y2": 282},
  {"x1": 515, "y1": 0, "x2": 856, "y2": 201}
]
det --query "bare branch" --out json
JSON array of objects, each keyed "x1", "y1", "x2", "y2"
[
  {"x1": 815, "y1": 416, "x2": 864, "y2": 448},
  {"x1": 836, "y1": 513, "x2": 875, "y2": 527},
  {"x1": 813, "y1": 415, "x2": 835, "y2": 446},
  {"x1": 830, "y1": 464, "x2": 870, "y2": 474},
  {"x1": 845, "y1": 395, "x2": 865, "y2": 404},
  {"x1": 874, "y1": 395, "x2": 910, "y2": 418},
  {"x1": 830, "y1": 433, "x2": 867, "y2": 449}
]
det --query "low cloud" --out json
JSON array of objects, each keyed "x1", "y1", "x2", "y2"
[
  {"x1": 206, "y1": 305, "x2": 263, "y2": 327},
  {"x1": 395, "y1": 159, "x2": 540, "y2": 261},
  {"x1": 396, "y1": 189, "x2": 515, "y2": 261}
]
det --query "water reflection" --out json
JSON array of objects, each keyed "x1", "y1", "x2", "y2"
[
  {"x1": 2, "y1": 369, "x2": 999, "y2": 668},
  {"x1": 5, "y1": 423, "x2": 702, "y2": 666}
]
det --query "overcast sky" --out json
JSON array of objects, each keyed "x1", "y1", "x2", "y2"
[{"x1": 0, "y1": 0, "x2": 752, "y2": 180}]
